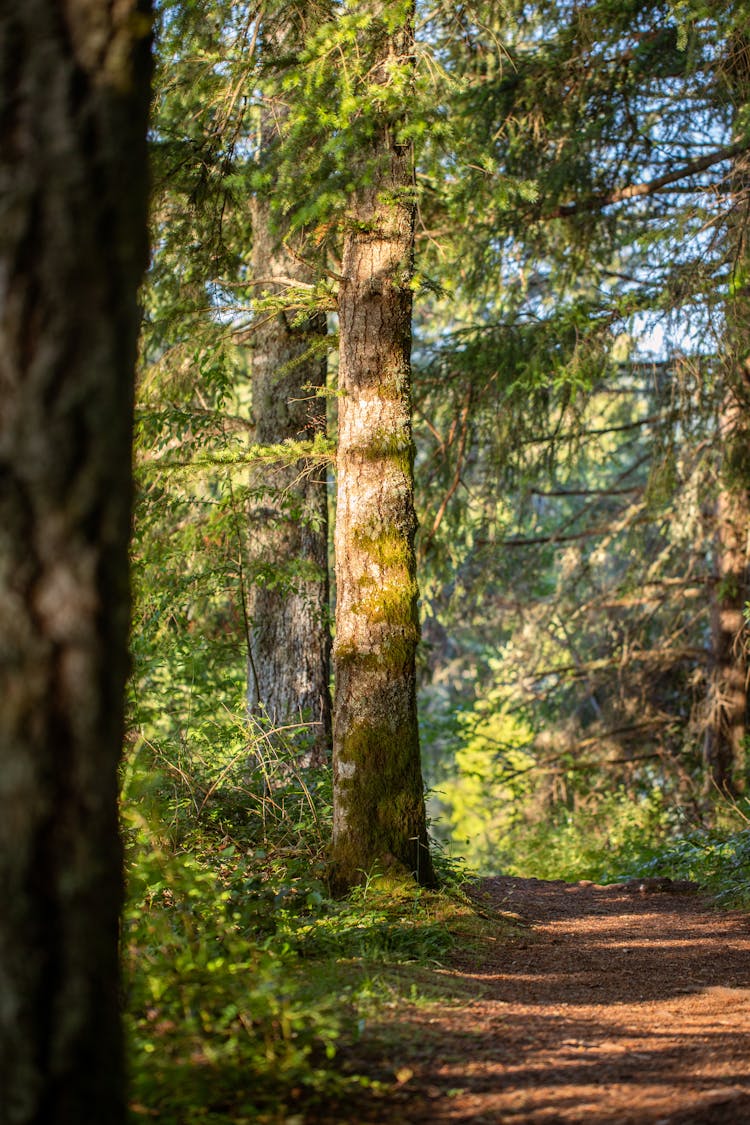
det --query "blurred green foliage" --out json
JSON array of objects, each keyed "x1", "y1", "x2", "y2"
[{"x1": 621, "y1": 796, "x2": 750, "y2": 906}]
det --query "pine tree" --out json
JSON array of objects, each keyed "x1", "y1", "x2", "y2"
[
  {"x1": 328, "y1": 0, "x2": 435, "y2": 889},
  {"x1": 247, "y1": 5, "x2": 332, "y2": 763}
]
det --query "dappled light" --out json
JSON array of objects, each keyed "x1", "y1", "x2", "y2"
[
  {"x1": 328, "y1": 879, "x2": 750, "y2": 1122},
  {"x1": 7, "y1": 1, "x2": 750, "y2": 1123}
]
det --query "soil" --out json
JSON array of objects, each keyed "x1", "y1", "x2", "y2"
[{"x1": 328, "y1": 877, "x2": 750, "y2": 1124}]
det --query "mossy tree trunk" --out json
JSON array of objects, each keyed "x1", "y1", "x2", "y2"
[
  {"x1": 330, "y1": 1, "x2": 435, "y2": 891},
  {"x1": 0, "y1": 3, "x2": 151, "y2": 1122},
  {"x1": 247, "y1": 14, "x2": 332, "y2": 767}
]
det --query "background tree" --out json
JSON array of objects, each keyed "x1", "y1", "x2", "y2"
[
  {"x1": 136, "y1": 1, "x2": 334, "y2": 766},
  {"x1": 703, "y1": 28, "x2": 750, "y2": 794},
  {"x1": 0, "y1": 3, "x2": 151, "y2": 1123},
  {"x1": 246, "y1": 3, "x2": 332, "y2": 764}
]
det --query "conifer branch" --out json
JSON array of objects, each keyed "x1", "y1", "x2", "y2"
[
  {"x1": 419, "y1": 387, "x2": 473, "y2": 558},
  {"x1": 529, "y1": 486, "x2": 642, "y2": 497},
  {"x1": 520, "y1": 414, "x2": 664, "y2": 444},
  {"x1": 529, "y1": 648, "x2": 711, "y2": 681},
  {"x1": 547, "y1": 140, "x2": 750, "y2": 220},
  {"x1": 498, "y1": 525, "x2": 641, "y2": 548}
]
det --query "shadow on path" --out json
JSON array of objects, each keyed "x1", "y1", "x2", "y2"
[{"x1": 330, "y1": 876, "x2": 750, "y2": 1124}]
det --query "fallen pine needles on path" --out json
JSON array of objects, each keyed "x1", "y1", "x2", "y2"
[{"x1": 320, "y1": 877, "x2": 750, "y2": 1125}]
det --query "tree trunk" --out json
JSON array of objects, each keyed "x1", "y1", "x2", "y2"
[
  {"x1": 330, "y1": 2, "x2": 435, "y2": 891},
  {"x1": 705, "y1": 46, "x2": 750, "y2": 796},
  {"x1": 705, "y1": 387, "x2": 750, "y2": 795},
  {"x1": 247, "y1": 17, "x2": 331, "y2": 767},
  {"x1": 0, "y1": 5, "x2": 151, "y2": 1123}
]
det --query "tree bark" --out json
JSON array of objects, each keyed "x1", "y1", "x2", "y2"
[
  {"x1": 247, "y1": 17, "x2": 332, "y2": 766},
  {"x1": 0, "y1": 4, "x2": 151, "y2": 1123},
  {"x1": 705, "y1": 41, "x2": 750, "y2": 796},
  {"x1": 704, "y1": 384, "x2": 750, "y2": 795},
  {"x1": 247, "y1": 207, "x2": 332, "y2": 764},
  {"x1": 330, "y1": 2, "x2": 435, "y2": 890}
]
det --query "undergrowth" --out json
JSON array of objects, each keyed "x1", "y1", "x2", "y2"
[
  {"x1": 498, "y1": 787, "x2": 680, "y2": 884},
  {"x1": 491, "y1": 776, "x2": 750, "y2": 905},
  {"x1": 121, "y1": 732, "x2": 504, "y2": 1124},
  {"x1": 618, "y1": 795, "x2": 750, "y2": 906}
]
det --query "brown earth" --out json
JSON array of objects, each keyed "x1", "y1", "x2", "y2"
[{"x1": 327, "y1": 877, "x2": 750, "y2": 1124}]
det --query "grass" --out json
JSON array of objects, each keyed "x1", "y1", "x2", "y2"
[{"x1": 121, "y1": 738, "x2": 519, "y2": 1124}]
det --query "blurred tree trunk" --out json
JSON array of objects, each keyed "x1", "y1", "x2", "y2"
[
  {"x1": 247, "y1": 12, "x2": 332, "y2": 767},
  {"x1": 0, "y1": 3, "x2": 151, "y2": 1123},
  {"x1": 330, "y1": 1, "x2": 435, "y2": 891}
]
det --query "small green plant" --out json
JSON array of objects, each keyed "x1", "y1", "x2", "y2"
[
  {"x1": 620, "y1": 795, "x2": 750, "y2": 906},
  {"x1": 122, "y1": 742, "x2": 343, "y2": 1123}
]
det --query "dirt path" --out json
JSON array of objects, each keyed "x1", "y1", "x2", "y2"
[{"x1": 341, "y1": 877, "x2": 750, "y2": 1124}]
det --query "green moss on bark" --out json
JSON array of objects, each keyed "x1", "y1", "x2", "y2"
[
  {"x1": 352, "y1": 525, "x2": 413, "y2": 569},
  {"x1": 360, "y1": 427, "x2": 414, "y2": 470},
  {"x1": 331, "y1": 711, "x2": 434, "y2": 891}
]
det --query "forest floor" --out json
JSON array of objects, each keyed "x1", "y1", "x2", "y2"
[{"x1": 320, "y1": 876, "x2": 750, "y2": 1124}]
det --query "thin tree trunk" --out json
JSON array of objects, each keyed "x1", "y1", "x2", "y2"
[
  {"x1": 247, "y1": 207, "x2": 332, "y2": 764},
  {"x1": 247, "y1": 16, "x2": 331, "y2": 767},
  {"x1": 330, "y1": 1, "x2": 435, "y2": 891},
  {"x1": 705, "y1": 392, "x2": 750, "y2": 795},
  {"x1": 705, "y1": 43, "x2": 750, "y2": 796},
  {"x1": 0, "y1": 4, "x2": 151, "y2": 1122}
]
